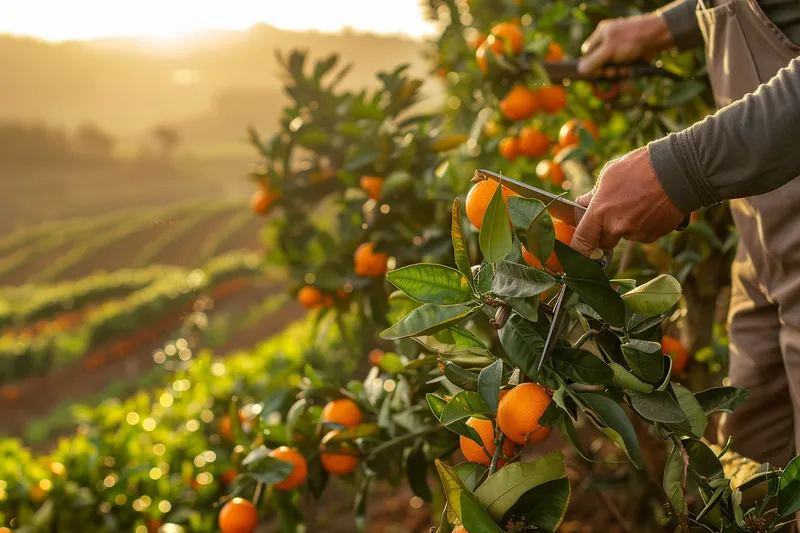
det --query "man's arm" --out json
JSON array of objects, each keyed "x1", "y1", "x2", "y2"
[
  {"x1": 649, "y1": 56, "x2": 800, "y2": 213},
  {"x1": 570, "y1": 56, "x2": 800, "y2": 255},
  {"x1": 657, "y1": 0, "x2": 704, "y2": 51}
]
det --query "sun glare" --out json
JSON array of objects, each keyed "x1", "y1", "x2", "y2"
[{"x1": 0, "y1": 0, "x2": 436, "y2": 42}]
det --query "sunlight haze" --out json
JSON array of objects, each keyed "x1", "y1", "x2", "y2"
[{"x1": 0, "y1": 0, "x2": 436, "y2": 41}]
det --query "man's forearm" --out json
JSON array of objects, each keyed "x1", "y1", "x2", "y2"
[
  {"x1": 648, "y1": 56, "x2": 800, "y2": 213},
  {"x1": 656, "y1": 0, "x2": 704, "y2": 51}
]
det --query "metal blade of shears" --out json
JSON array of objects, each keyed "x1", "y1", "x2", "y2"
[{"x1": 538, "y1": 285, "x2": 571, "y2": 372}]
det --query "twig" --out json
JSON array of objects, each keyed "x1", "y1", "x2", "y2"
[
  {"x1": 367, "y1": 427, "x2": 439, "y2": 458},
  {"x1": 615, "y1": 240, "x2": 636, "y2": 278},
  {"x1": 253, "y1": 481, "x2": 264, "y2": 505},
  {"x1": 669, "y1": 434, "x2": 692, "y2": 533},
  {"x1": 573, "y1": 329, "x2": 599, "y2": 349},
  {"x1": 488, "y1": 432, "x2": 505, "y2": 476}
]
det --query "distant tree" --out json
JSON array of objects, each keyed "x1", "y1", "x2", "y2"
[
  {"x1": 75, "y1": 123, "x2": 115, "y2": 159},
  {"x1": 152, "y1": 125, "x2": 180, "y2": 160}
]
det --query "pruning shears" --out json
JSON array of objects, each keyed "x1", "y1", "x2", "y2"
[{"x1": 540, "y1": 59, "x2": 684, "y2": 84}]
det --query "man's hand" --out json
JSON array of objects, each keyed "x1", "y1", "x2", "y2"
[
  {"x1": 570, "y1": 147, "x2": 685, "y2": 255},
  {"x1": 579, "y1": 14, "x2": 674, "y2": 75}
]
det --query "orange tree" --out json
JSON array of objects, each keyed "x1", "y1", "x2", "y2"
[
  {"x1": 223, "y1": 176, "x2": 800, "y2": 533},
  {"x1": 425, "y1": 0, "x2": 734, "y2": 380}
]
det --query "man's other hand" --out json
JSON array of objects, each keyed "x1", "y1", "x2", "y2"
[
  {"x1": 570, "y1": 147, "x2": 685, "y2": 255},
  {"x1": 579, "y1": 14, "x2": 674, "y2": 75}
]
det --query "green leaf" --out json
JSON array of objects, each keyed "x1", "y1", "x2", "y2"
[
  {"x1": 440, "y1": 391, "x2": 492, "y2": 426},
  {"x1": 683, "y1": 438, "x2": 724, "y2": 480},
  {"x1": 452, "y1": 199, "x2": 474, "y2": 283},
  {"x1": 505, "y1": 296, "x2": 538, "y2": 322},
  {"x1": 778, "y1": 454, "x2": 800, "y2": 519},
  {"x1": 630, "y1": 391, "x2": 689, "y2": 423},
  {"x1": 498, "y1": 314, "x2": 545, "y2": 379},
  {"x1": 381, "y1": 303, "x2": 479, "y2": 340},
  {"x1": 454, "y1": 462, "x2": 489, "y2": 491},
  {"x1": 492, "y1": 261, "x2": 556, "y2": 298},
  {"x1": 382, "y1": 170, "x2": 414, "y2": 196},
  {"x1": 663, "y1": 446, "x2": 687, "y2": 515},
  {"x1": 435, "y1": 459, "x2": 470, "y2": 520},
  {"x1": 442, "y1": 361, "x2": 479, "y2": 391},
  {"x1": 478, "y1": 360, "x2": 504, "y2": 416},
  {"x1": 621, "y1": 274, "x2": 682, "y2": 317},
  {"x1": 621, "y1": 340, "x2": 665, "y2": 383},
  {"x1": 559, "y1": 416, "x2": 592, "y2": 461},
  {"x1": 499, "y1": 478, "x2": 571, "y2": 533},
  {"x1": 664, "y1": 79, "x2": 707, "y2": 106},
  {"x1": 327, "y1": 424, "x2": 381, "y2": 441},
  {"x1": 670, "y1": 383, "x2": 707, "y2": 438},
  {"x1": 475, "y1": 261, "x2": 494, "y2": 294},
  {"x1": 427, "y1": 394, "x2": 482, "y2": 443},
  {"x1": 579, "y1": 392, "x2": 642, "y2": 468},
  {"x1": 695, "y1": 387, "x2": 750, "y2": 416},
  {"x1": 538, "y1": 401, "x2": 565, "y2": 427},
  {"x1": 387, "y1": 264, "x2": 474, "y2": 305},
  {"x1": 474, "y1": 450, "x2": 567, "y2": 520},
  {"x1": 245, "y1": 456, "x2": 294, "y2": 484},
  {"x1": 551, "y1": 347, "x2": 613, "y2": 385},
  {"x1": 508, "y1": 196, "x2": 546, "y2": 240},
  {"x1": 460, "y1": 492, "x2": 506, "y2": 533},
  {"x1": 479, "y1": 180, "x2": 513, "y2": 263},
  {"x1": 526, "y1": 211, "x2": 555, "y2": 266},
  {"x1": 554, "y1": 242, "x2": 625, "y2": 327},
  {"x1": 427, "y1": 393, "x2": 447, "y2": 419},
  {"x1": 407, "y1": 445, "x2": 433, "y2": 502},
  {"x1": 609, "y1": 363, "x2": 653, "y2": 393}
]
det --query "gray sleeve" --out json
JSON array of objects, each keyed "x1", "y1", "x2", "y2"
[
  {"x1": 648, "y1": 56, "x2": 800, "y2": 213},
  {"x1": 657, "y1": 0, "x2": 705, "y2": 50}
]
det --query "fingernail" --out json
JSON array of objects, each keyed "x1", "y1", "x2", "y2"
[{"x1": 589, "y1": 249, "x2": 604, "y2": 260}]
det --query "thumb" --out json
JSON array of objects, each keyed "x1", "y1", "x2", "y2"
[
  {"x1": 578, "y1": 44, "x2": 611, "y2": 75},
  {"x1": 570, "y1": 207, "x2": 604, "y2": 257}
]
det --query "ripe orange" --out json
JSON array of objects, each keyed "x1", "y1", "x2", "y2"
[
  {"x1": 219, "y1": 415, "x2": 233, "y2": 441},
  {"x1": 354, "y1": 242, "x2": 388, "y2": 277},
  {"x1": 251, "y1": 188, "x2": 280, "y2": 216},
  {"x1": 690, "y1": 212, "x2": 702, "y2": 222},
  {"x1": 468, "y1": 32, "x2": 487, "y2": 50},
  {"x1": 558, "y1": 119, "x2": 600, "y2": 147},
  {"x1": 368, "y1": 349, "x2": 384, "y2": 366},
  {"x1": 521, "y1": 218, "x2": 575, "y2": 273},
  {"x1": 320, "y1": 431, "x2": 359, "y2": 475},
  {"x1": 489, "y1": 22, "x2": 524, "y2": 55},
  {"x1": 297, "y1": 286, "x2": 325, "y2": 309},
  {"x1": 465, "y1": 179, "x2": 520, "y2": 230},
  {"x1": 269, "y1": 447, "x2": 309, "y2": 490},
  {"x1": 0, "y1": 528, "x2": 12, "y2": 533},
  {"x1": 544, "y1": 42, "x2": 565, "y2": 62},
  {"x1": 662, "y1": 336, "x2": 689, "y2": 375},
  {"x1": 536, "y1": 160, "x2": 565, "y2": 187},
  {"x1": 360, "y1": 176, "x2": 384, "y2": 201},
  {"x1": 219, "y1": 497, "x2": 258, "y2": 533},
  {"x1": 30, "y1": 483, "x2": 48, "y2": 503},
  {"x1": 500, "y1": 86, "x2": 538, "y2": 121},
  {"x1": 220, "y1": 468, "x2": 238, "y2": 485},
  {"x1": 1, "y1": 385, "x2": 20, "y2": 401},
  {"x1": 459, "y1": 417, "x2": 516, "y2": 466},
  {"x1": 476, "y1": 41, "x2": 491, "y2": 73},
  {"x1": 453, "y1": 527, "x2": 468, "y2": 533},
  {"x1": 498, "y1": 136, "x2": 520, "y2": 161},
  {"x1": 321, "y1": 398, "x2": 363, "y2": 428},
  {"x1": 518, "y1": 128, "x2": 550, "y2": 158},
  {"x1": 537, "y1": 86, "x2": 568, "y2": 114},
  {"x1": 497, "y1": 383, "x2": 553, "y2": 445}
]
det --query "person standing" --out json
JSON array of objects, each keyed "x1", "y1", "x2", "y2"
[{"x1": 571, "y1": 0, "x2": 800, "y2": 468}]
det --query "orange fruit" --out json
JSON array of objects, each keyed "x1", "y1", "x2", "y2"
[
  {"x1": 360, "y1": 176, "x2": 384, "y2": 201},
  {"x1": 297, "y1": 286, "x2": 325, "y2": 309},
  {"x1": 436, "y1": 68, "x2": 448, "y2": 79},
  {"x1": 537, "y1": 86, "x2": 568, "y2": 114},
  {"x1": 498, "y1": 136, "x2": 519, "y2": 161},
  {"x1": 219, "y1": 497, "x2": 258, "y2": 533},
  {"x1": 1, "y1": 386, "x2": 20, "y2": 401},
  {"x1": 558, "y1": 119, "x2": 600, "y2": 148},
  {"x1": 544, "y1": 42, "x2": 565, "y2": 62},
  {"x1": 460, "y1": 417, "x2": 515, "y2": 466},
  {"x1": 536, "y1": 160, "x2": 565, "y2": 187},
  {"x1": 465, "y1": 179, "x2": 520, "y2": 230},
  {"x1": 522, "y1": 218, "x2": 575, "y2": 273},
  {"x1": 497, "y1": 383, "x2": 553, "y2": 445},
  {"x1": 269, "y1": 447, "x2": 308, "y2": 490},
  {"x1": 662, "y1": 336, "x2": 689, "y2": 375},
  {"x1": 476, "y1": 41, "x2": 491, "y2": 73},
  {"x1": 251, "y1": 188, "x2": 280, "y2": 216},
  {"x1": 468, "y1": 32, "x2": 486, "y2": 50},
  {"x1": 30, "y1": 483, "x2": 48, "y2": 503},
  {"x1": 321, "y1": 398, "x2": 363, "y2": 428},
  {"x1": 320, "y1": 430, "x2": 359, "y2": 475},
  {"x1": 453, "y1": 527, "x2": 468, "y2": 533},
  {"x1": 690, "y1": 212, "x2": 702, "y2": 222},
  {"x1": 219, "y1": 415, "x2": 233, "y2": 441},
  {"x1": 220, "y1": 468, "x2": 238, "y2": 485},
  {"x1": 500, "y1": 86, "x2": 538, "y2": 121},
  {"x1": 518, "y1": 128, "x2": 550, "y2": 158},
  {"x1": 489, "y1": 22, "x2": 524, "y2": 55},
  {"x1": 354, "y1": 242, "x2": 388, "y2": 277},
  {"x1": 368, "y1": 349, "x2": 384, "y2": 366},
  {"x1": 0, "y1": 528, "x2": 12, "y2": 533}
]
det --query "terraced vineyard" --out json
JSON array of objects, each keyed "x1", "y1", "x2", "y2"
[{"x1": 0, "y1": 199, "x2": 302, "y2": 443}]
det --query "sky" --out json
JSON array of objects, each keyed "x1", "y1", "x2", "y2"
[{"x1": 0, "y1": 0, "x2": 437, "y2": 41}]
